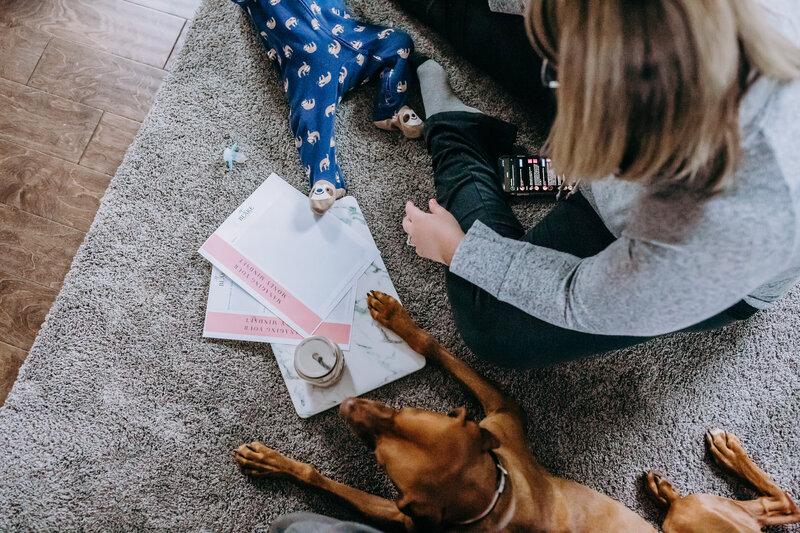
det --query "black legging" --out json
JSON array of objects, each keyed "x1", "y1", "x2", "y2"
[
  {"x1": 396, "y1": 0, "x2": 554, "y2": 110},
  {"x1": 425, "y1": 112, "x2": 757, "y2": 368}
]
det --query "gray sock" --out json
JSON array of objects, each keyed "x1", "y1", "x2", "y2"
[{"x1": 417, "y1": 59, "x2": 482, "y2": 117}]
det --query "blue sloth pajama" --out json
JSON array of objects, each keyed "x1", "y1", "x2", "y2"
[{"x1": 232, "y1": 0, "x2": 416, "y2": 192}]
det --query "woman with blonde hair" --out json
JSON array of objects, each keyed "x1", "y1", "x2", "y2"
[{"x1": 400, "y1": 0, "x2": 800, "y2": 366}]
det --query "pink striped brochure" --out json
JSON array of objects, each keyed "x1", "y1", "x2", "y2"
[{"x1": 199, "y1": 174, "x2": 375, "y2": 338}]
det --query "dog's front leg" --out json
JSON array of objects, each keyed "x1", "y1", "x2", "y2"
[
  {"x1": 235, "y1": 442, "x2": 413, "y2": 532},
  {"x1": 367, "y1": 291, "x2": 520, "y2": 419}
]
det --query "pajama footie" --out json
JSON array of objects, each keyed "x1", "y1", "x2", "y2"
[{"x1": 232, "y1": 0, "x2": 417, "y2": 194}]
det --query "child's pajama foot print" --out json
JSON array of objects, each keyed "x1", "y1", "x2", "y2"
[
  {"x1": 373, "y1": 105, "x2": 424, "y2": 139},
  {"x1": 309, "y1": 179, "x2": 346, "y2": 215}
]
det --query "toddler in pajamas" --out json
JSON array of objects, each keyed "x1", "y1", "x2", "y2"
[{"x1": 232, "y1": 0, "x2": 423, "y2": 213}]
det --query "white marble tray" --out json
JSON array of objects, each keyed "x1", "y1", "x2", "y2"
[{"x1": 271, "y1": 197, "x2": 426, "y2": 418}]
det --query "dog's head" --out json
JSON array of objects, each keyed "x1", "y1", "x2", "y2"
[{"x1": 339, "y1": 397, "x2": 500, "y2": 528}]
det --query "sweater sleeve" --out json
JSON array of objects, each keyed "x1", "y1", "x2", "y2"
[{"x1": 448, "y1": 220, "x2": 785, "y2": 336}]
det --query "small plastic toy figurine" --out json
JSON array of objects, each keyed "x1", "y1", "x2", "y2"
[{"x1": 223, "y1": 142, "x2": 248, "y2": 172}]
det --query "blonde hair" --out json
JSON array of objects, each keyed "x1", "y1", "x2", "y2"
[{"x1": 525, "y1": 0, "x2": 800, "y2": 194}]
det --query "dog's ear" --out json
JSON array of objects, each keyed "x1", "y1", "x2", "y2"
[
  {"x1": 446, "y1": 406, "x2": 468, "y2": 422},
  {"x1": 479, "y1": 427, "x2": 501, "y2": 451}
]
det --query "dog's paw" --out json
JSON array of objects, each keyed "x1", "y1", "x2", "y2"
[
  {"x1": 367, "y1": 291, "x2": 413, "y2": 331},
  {"x1": 234, "y1": 442, "x2": 313, "y2": 481},
  {"x1": 646, "y1": 471, "x2": 681, "y2": 508},
  {"x1": 706, "y1": 429, "x2": 746, "y2": 472}
]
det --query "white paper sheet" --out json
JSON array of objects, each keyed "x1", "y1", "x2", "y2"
[
  {"x1": 202, "y1": 266, "x2": 357, "y2": 348},
  {"x1": 198, "y1": 174, "x2": 374, "y2": 337},
  {"x1": 202, "y1": 199, "x2": 371, "y2": 349}
]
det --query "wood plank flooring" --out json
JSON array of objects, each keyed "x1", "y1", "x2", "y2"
[
  {"x1": 166, "y1": 20, "x2": 192, "y2": 71},
  {"x1": 0, "y1": 0, "x2": 185, "y2": 68},
  {"x1": 128, "y1": 0, "x2": 201, "y2": 20},
  {"x1": 0, "y1": 0, "x2": 200, "y2": 406},
  {"x1": 79, "y1": 113, "x2": 142, "y2": 176},
  {"x1": 0, "y1": 275, "x2": 57, "y2": 351},
  {"x1": 28, "y1": 39, "x2": 167, "y2": 122},
  {"x1": 0, "y1": 25, "x2": 51, "y2": 83},
  {"x1": 0, "y1": 340, "x2": 27, "y2": 405},
  {"x1": 0, "y1": 78, "x2": 102, "y2": 162},
  {"x1": 0, "y1": 140, "x2": 110, "y2": 231},
  {"x1": 0, "y1": 204, "x2": 86, "y2": 288}
]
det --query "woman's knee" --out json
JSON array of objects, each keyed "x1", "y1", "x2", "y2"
[
  {"x1": 446, "y1": 275, "x2": 549, "y2": 368},
  {"x1": 445, "y1": 273, "x2": 607, "y2": 368}
]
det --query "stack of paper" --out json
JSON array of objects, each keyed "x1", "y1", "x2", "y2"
[
  {"x1": 199, "y1": 175, "x2": 373, "y2": 340},
  {"x1": 199, "y1": 174, "x2": 425, "y2": 417}
]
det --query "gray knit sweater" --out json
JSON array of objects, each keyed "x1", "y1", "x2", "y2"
[{"x1": 450, "y1": 10, "x2": 800, "y2": 336}]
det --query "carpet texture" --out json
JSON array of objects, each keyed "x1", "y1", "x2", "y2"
[{"x1": 2, "y1": 1, "x2": 799, "y2": 530}]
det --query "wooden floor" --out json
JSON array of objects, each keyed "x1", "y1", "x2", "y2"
[{"x1": 0, "y1": 0, "x2": 199, "y2": 405}]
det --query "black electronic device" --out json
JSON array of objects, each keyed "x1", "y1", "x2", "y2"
[{"x1": 499, "y1": 155, "x2": 573, "y2": 197}]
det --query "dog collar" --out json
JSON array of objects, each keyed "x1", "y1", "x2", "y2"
[{"x1": 454, "y1": 451, "x2": 509, "y2": 526}]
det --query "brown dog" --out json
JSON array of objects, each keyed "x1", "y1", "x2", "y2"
[{"x1": 234, "y1": 291, "x2": 800, "y2": 532}]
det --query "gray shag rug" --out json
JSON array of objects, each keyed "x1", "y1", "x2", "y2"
[{"x1": 1, "y1": 1, "x2": 799, "y2": 530}]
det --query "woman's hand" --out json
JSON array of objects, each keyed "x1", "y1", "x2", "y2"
[{"x1": 402, "y1": 199, "x2": 465, "y2": 266}]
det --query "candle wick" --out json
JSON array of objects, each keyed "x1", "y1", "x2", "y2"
[{"x1": 312, "y1": 352, "x2": 331, "y2": 371}]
